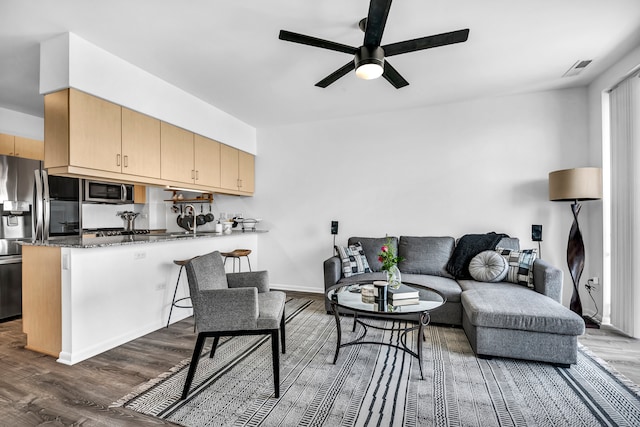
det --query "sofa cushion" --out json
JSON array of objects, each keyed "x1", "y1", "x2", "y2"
[
  {"x1": 348, "y1": 237, "x2": 397, "y2": 272},
  {"x1": 468, "y1": 250, "x2": 508, "y2": 282},
  {"x1": 461, "y1": 287, "x2": 585, "y2": 335},
  {"x1": 398, "y1": 236, "x2": 455, "y2": 278},
  {"x1": 401, "y1": 273, "x2": 462, "y2": 303},
  {"x1": 496, "y1": 247, "x2": 537, "y2": 288},
  {"x1": 336, "y1": 243, "x2": 372, "y2": 278}
]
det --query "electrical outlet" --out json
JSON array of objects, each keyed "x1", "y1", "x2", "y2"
[
  {"x1": 585, "y1": 277, "x2": 599, "y2": 292},
  {"x1": 134, "y1": 251, "x2": 146, "y2": 260},
  {"x1": 156, "y1": 282, "x2": 166, "y2": 290}
]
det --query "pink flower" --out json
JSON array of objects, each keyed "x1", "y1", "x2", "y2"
[
  {"x1": 378, "y1": 256, "x2": 384, "y2": 263},
  {"x1": 381, "y1": 245, "x2": 388, "y2": 253}
]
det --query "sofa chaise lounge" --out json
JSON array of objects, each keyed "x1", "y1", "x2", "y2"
[{"x1": 324, "y1": 235, "x2": 585, "y2": 366}]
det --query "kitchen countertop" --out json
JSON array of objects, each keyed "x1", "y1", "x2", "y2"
[{"x1": 20, "y1": 229, "x2": 267, "y2": 248}]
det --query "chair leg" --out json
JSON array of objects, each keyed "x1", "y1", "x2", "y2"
[
  {"x1": 181, "y1": 333, "x2": 207, "y2": 400},
  {"x1": 271, "y1": 330, "x2": 280, "y2": 398},
  {"x1": 246, "y1": 256, "x2": 252, "y2": 272},
  {"x1": 280, "y1": 315, "x2": 286, "y2": 354},
  {"x1": 209, "y1": 336, "x2": 220, "y2": 358}
]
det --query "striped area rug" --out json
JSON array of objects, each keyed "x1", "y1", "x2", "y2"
[{"x1": 114, "y1": 298, "x2": 640, "y2": 426}]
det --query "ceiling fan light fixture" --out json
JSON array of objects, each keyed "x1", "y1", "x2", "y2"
[{"x1": 354, "y1": 46, "x2": 384, "y2": 80}]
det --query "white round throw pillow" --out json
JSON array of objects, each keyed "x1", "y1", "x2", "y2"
[{"x1": 468, "y1": 250, "x2": 509, "y2": 282}]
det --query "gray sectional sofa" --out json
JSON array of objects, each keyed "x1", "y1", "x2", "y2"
[{"x1": 323, "y1": 235, "x2": 586, "y2": 366}]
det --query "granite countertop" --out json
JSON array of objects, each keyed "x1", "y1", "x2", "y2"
[{"x1": 21, "y1": 229, "x2": 267, "y2": 249}]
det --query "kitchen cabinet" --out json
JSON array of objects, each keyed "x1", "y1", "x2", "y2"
[
  {"x1": 121, "y1": 108, "x2": 161, "y2": 178},
  {"x1": 0, "y1": 133, "x2": 12, "y2": 155},
  {"x1": 221, "y1": 144, "x2": 254, "y2": 194},
  {"x1": 44, "y1": 88, "x2": 255, "y2": 196},
  {"x1": 0, "y1": 133, "x2": 44, "y2": 160},
  {"x1": 68, "y1": 89, "x2": 122, "y2": 173},
  {"x1": 22, "y1": 245, "x2": 62, "y2": 357},
  {"x1": 160, "y1": 122, "x2": 194, "y2": 183},
  {"x1": 194, "y1": 134, "x2": 221, "y2": 188},
  {"x1": 133, "y1": 185, "x2": 147, "y2": 204},
  {"x1": 161, "y1": 127, "x2": 222, "y2": 188},
  {"x1": 238, "y1": 150, "x2": 255, "y2": 193},
  {"x1": 46, "y1": 89, "x2": 162, "y2": 181}
]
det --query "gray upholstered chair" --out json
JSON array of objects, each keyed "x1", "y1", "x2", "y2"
[{"x1": 180, "y1": 250, "x2": 286, "y2": 399}]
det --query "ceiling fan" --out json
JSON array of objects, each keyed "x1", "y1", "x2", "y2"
[{"x1": 278, "y1": 0, "x2": 469, "y2": 89}]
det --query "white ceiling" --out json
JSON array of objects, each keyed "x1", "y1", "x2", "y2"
[{"x1": 1, "y1": 0, "x2": 640, "y2": 129}]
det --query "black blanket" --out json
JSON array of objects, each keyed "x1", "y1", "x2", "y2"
[{"x1": 446, "y1": 232, "x2": 509, "y2": 279}]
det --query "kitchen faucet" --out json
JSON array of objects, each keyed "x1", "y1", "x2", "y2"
[{"x1": 184, "y1": 204, "x2": 197, "y2": 235}]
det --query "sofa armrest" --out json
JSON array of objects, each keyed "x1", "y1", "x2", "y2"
[
  {"x1": 324, "y1": 256, "x2": 342, "y2": 291},
  {"x1": 533, "y1": 259, "x2": 563, "y2": 303}
]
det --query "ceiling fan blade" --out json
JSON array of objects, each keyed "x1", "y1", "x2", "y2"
[
  {"x1": 383, "y1": 29, "x2": 470, "y2": 57},
  {"x1": 382, "y1": 61, "x2": 409, "y2": 89},
  {"x1": 279, "y1": 30, "x2": 357, "y2": 55},
  {"x1": 315, "y1": 61, "x2": 356, "y2": 88},
  {"x1": 363, "y1": 0, "x2": 393, "y2": 47}
]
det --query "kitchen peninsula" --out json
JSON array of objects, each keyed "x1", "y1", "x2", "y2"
[{"x1": 21, "y1": 230, "x2": 264, "y2": 365}]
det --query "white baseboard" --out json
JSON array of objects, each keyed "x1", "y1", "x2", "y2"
[{"x1": 270, "y1": 283, "x2": 324, "y2": 294}]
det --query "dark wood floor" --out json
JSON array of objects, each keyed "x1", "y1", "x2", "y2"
[{"x1": 0, "y1": 290, "x2": 638, "y2": 426}]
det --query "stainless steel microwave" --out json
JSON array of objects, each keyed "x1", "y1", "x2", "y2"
[{"x1": 84, "y1": 180, "x2": 134, "y2": 204}]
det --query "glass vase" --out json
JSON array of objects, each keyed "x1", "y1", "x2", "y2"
[{"x1": 386, "y1": 265, "x2": 402, "y2": 289}]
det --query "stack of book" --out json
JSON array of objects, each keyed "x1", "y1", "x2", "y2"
[{"x1": 387, "y1": 284, "x2": 420, "y2": 306}]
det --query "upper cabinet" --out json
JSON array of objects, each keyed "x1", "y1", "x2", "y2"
[
  {"x1": 0, "y1": 133, "x2": 44, "y2": 160},
  {"x1": 160, "y1": 126, "x2": 223, "y2": 189},
  {"x1": 194, "y1": 134, "x2": 221, "y2": 188},
  {"x1": 221, "y1": 144, "x2": 254, "y2": 194},
  {"x1": 238, "y1": 151, "x2": 255, "y2": 194},
  {"x1": 121, "y1": 108, "x2": 161, "y2": 178},
  {"x1": 44, "y1": 88, "x2": 254, "y2": 196},
  {"x1": 68, "y1": 89, "x2": 122, "y2": 173},
  {"x1": 160, "y1": 122, "x2": 194, "y2": 184},
  {"x1": 46, "y1": 89, "x2": 161, "y2": 178}
]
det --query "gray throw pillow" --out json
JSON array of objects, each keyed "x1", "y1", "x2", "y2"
[{"x1": 468, "y1": 250, "x2": 509, "y2": 282}]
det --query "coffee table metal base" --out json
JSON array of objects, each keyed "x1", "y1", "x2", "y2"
[{"x1": 331, "y1": 301, "x2": 431, "y2": 380}]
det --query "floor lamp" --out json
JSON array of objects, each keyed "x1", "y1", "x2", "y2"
[{"x1": 549, "y1": 167, "x2": 602, "y2": 328}]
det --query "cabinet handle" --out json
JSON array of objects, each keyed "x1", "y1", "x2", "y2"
[
  {"x1": 195, "y1": 170, "x2": 199, "y2": 180},
  {"x1": 191, "y1": 170, "x2": 195, "y2": 179},
  {"x1": 116, "y1": 154, "x2": 121, "y2": 166},
  {"x1": 124, "y1": 155, "x2": 128, "y2": 168},
  {"x1": 237, "y1": 179, "x2": 242, "y2": 188}
]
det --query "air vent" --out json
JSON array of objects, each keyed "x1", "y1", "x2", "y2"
[{"x1": 563, "y1": 60, "x2": 593, "y2": 77}]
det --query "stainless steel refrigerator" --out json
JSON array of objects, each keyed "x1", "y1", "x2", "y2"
[{"x1": 0, "y1": 155, "x2": 81, "y2": 321}]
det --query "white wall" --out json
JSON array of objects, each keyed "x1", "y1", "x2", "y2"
[
  {"x1": 0, "y1": 107, "x2": 43, "y2": 140},
  {"x1": 232, "y1": 88, "x2": 590, "y2": 302}
]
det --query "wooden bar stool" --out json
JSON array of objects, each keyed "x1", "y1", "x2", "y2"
[
  {"x1": 167, "y1": 258, "x2": 194, "y2": 328},
  {"x1": 221, "y1": 249, "x2": 252, "y2": 272}
]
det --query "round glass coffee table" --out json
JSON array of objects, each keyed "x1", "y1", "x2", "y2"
[{"x1": 326, "y1": 281, "x2": 445, "y2": 380}]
